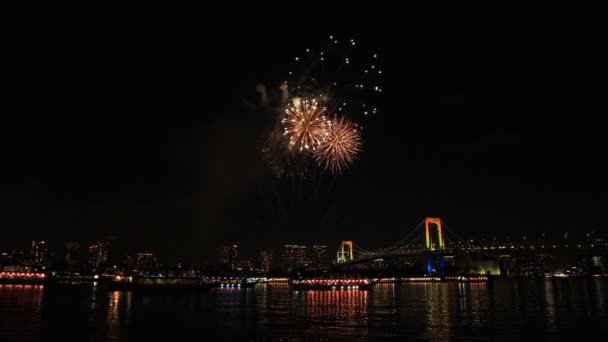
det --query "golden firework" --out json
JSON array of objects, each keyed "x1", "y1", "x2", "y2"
[
  {"x1": 313, "y1": 117, "x2": 362, "y2": 174},
  {"x1": 281, "y1": 98, "x2": 331, "y2": 151}
]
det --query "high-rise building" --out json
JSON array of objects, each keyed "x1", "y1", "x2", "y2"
[
  {"x1": 124, "y1": 255, "x2": 134, "y2": 270},
  {"x1": 259, "y1": 250, "x2": 273, "y2": 272},
  {"x1": 311, "y1": 245, "x2": 328, "y2": 270},
  {"x1": 30, "y1": 241, "x2": 48, "y2": 269},
  {"x1": 237, "y1": 258, "x2": 253, "y2": 272},
  {"x1": 282, "y1": 244, "x2": 306, "y2": 271},
  {"x1": 65, "y1": 241, "x2": 81, "y2": 262},
  {"x1": 220, "y1": 244, "x2": 239, "y2": 270},
  {"x1": 89, "y1": 241, "x2": 110, "y2": 271},
  {"x1": 1, "y1": 250, "x2": 25, "y2": 266},
  {"x1": 136, "y1": 253, "x2": 157, "y2": 274}
]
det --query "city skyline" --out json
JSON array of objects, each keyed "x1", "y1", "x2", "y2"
[{"x1": 2, "y1": 226, "x2": 604, "y2": 271}]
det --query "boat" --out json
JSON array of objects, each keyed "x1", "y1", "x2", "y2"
[
  {"x1": 288, "y1": 278, "x2": 378, "y2": 290},
  {"x1": 0, "y1": 272, "x2": 46, "y2": 285},
  {"x1": 207, "y1": 277, "x2": 260, "y2": 289}
]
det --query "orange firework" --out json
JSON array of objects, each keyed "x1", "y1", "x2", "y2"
[
  {"x1": 281, "y1": 98, "x2": 331, "y2": 151},
  {"x1": 314, "y1": 116, "x2": 362, "y2": 174}
]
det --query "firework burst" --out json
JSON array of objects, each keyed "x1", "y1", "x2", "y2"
[
  {"x1": 281, "y1": 98, "x2": 331, "y2": 151},
  {"x1": 259, "y1": 35, "x2": 382, "y2": 177},
  {"x1": 314, "y1": 116, "x2": 362, "y2": 174},
  {"x1": 261, "y1": 129, "x2": 310, "y2": 178}
]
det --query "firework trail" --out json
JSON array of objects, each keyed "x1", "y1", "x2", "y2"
[{"x1": 253, "y1": 36, "x2": 383, "y2": 235}]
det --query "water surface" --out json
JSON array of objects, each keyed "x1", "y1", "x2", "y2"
[{"x1": 1, "y1": 279, "x2": 607, "y2": 341}]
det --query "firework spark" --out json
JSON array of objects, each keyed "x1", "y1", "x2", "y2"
[
  {"x1": 281, "y1": 98, "x2": 331, "y2": 151},
  {"x1": 314, "y1": 116, "x2": 362, "y2": 174},
  {"x1": 284, "y1": 35, "x2": 384, "y2": 121}
]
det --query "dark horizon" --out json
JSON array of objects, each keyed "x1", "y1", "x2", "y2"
[{"x1": 3, "y1": 2, "x2": 607, "y2": 263}]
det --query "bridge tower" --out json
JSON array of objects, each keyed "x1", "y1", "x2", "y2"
[
  {"x1": 425, "y1": 217, "x2": 446, "y2": 275},
  {"x1": 425, "y1": 217, "x2": 445, "y2": 250},
  {"x1": 337, "y1": 240, "x2": 354, "y2": 263}
]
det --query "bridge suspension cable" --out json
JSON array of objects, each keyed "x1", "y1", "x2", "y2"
[
  {"x1": 403, "y1": 233, "x2": 425, "y2": 249},
  {"x1": 442, "y1": 221, "x2": 467, "y2": 245},
  {"x1": 352, "y1": 243, "x2": 370, "y2": 254},
  {"x1": 359, "y1": 220, "x2": 426, "y2": 256},
  {"x1": 387, "y1": 219, "x2": 425, "y2": 250}
]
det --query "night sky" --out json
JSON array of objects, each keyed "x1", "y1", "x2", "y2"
[{"x1": 4, "y1": 2, "x2": 607, "y2": 263}]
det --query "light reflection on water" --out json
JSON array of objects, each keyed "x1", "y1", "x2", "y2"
[
  {"x1": 1, "y1": 279, "x2": 608, "y2": 341},
  {"x1": 0, "y1": 285, "x2": 43, "y2": 340}
]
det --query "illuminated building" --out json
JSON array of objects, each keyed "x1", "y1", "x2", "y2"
[
  {"x1": 65, "y1": 241, "x2": 81, "y2": 262},
  {"x1": 30, "y1": 241, "x2": 48, "y2": 270},
  {"x1": 312, "y1": 245, "x2": 328, "y2": 270},
  {"x1": 498, "y1": 255, "x2": 515, "y2": 276},
  {"x1": 282, "y1": 244, "x2": 306, "y2": 271},
  {"x1": 592, "y1": 256, "x2": 603, "y2": 267},
  {"x1": 123, "y1": 255, "x2": 134, "y2": 271},
  {"x1": 89, "y1": 241, "x2": 110, "y2": 271},
  {"x1": 220, "y1": 244, "x2": 239, "y2": 270},
  {"x1": 237, "y1": 258, "x2": 253, "y2": 272},
  {"x1": 259, "y1": 250, "x2": 273, "y2": 273},
  {"x1": 136, "y1": 252, "x2": 157, "y2": 274},
  {"x1": 0, "y1": 250, "x2": 25, "y2": 267},
  {"x1": 396, "y1": 255, "x2": 415, "y2": 269}
]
